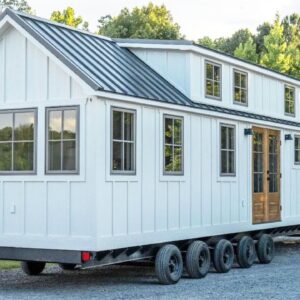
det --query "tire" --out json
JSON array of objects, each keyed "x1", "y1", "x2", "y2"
[
  {"x1": 236, "y1": 236, "x2": 256, "y2": 268},
  {"x1": 213, "y1": 239, "x2": 234, "y2": 273},
  {"x1": 21, "y1": 261, "x2": 46, "y2": 276},
  {"x1": 59, "y1": 263, "x2": 77, "y2": 271},
  {"x1": 155, "y1": 244, "x2": 183, "y2": 285},
  {"x1": 186, "y1": 241, "x2": 211, "y2": 279},
  {"x1": 256, "y1": 234, "x2": 274, "y2": 264}
]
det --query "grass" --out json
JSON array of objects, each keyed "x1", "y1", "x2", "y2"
[{"x1": 0, "y1": 261, "x2": 20, "y2": 270}]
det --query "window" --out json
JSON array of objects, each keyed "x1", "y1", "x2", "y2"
[
  {"x1": 111, "y1": 108, "x2": 135, "y2": 174},
  {"x1": 234, "y1": 70, "x2": 248, "y2": 105},
  {"x1": 205, "y1": 61, "x2": 221, "y2": 99},
  {"x1": 295, "y1": 136, "x2": 300, "y2": 164},
  {"x1": 285, "y1": 85, "x2": 295, "y2": 116},
  {"x1": 0, "y1": 109, "x2": 36, "y2": 173},
  {"x1": 46, "y1": 107, "x2": 79, "y2": 174},
  {"x1": 220, "y1": 124, "x2": 235, "y2": 176},
  {"x1": 164, "y1": 115, "x2": 183, "y2": 175}
]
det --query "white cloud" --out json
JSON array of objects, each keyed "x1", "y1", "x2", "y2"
[{"x1": 28, "y1": 0, "x2": 300, "y2": 39}]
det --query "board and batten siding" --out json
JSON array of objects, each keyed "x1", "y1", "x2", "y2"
[
  {"x1": 131, "y1": 49, "x2": 300, "y2": 123},
  {"x1": 0, "y1": 26, "x2": 97, "y2": 250}
]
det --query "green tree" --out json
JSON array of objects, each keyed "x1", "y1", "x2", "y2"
[
  {"x1": 254, "y1": 22, "x2": 272, "y2": 58},
  {"x1": 234, "y1": 37, "x2": 259, "y2": 63},
  {"x1": 0, "y1": 0, "x2": 32, "y2": 13},
  {"x1": 98, "y1": 2, "x2": 182, "y2": 39},
  {"x1": 50, "y1": 7, "x2": 89, "y2": 30},
  {"x1": 260, "y1": 17, "x2": 292, "y2": 73},
  {"x1": 197, "y1": 36, "x2": 217, "y2": 49}
]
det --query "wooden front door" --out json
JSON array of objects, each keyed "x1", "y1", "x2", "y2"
[{"x1": 252, "y1": 127, "x2": 281, "y2": 224}]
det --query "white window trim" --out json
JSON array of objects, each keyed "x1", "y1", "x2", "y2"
[
  {"x1": 45, "y1": 106, "x2": 80, "y2": 175},
  {"x1": 0, "y1": 108, "x2": 37, "y2": 175},
  {"x1": 110, "y1": 107, "x2": 136, "y2": 176}
]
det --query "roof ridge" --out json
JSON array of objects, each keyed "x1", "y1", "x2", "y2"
[{"x1": 1, "y1": 7, "x2": 114, "y2": 43}]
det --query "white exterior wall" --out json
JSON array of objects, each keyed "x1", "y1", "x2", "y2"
[
  {"x1": 131, "y1": 49, "x2": 300, "y2": 123},
  {"x1": 0, "y1": 25, "x2": 300, "y2": 253},
  {"x1": 95, "y1": 98, "x2": 300, "y2": 251},
  {"x1": 0, "y1": 26, "x2": 97, "y2": 250}
]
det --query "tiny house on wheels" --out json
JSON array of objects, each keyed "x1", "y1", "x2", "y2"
[{"x1": 0, "y1": 8, "x2": 300, "y2": 285}]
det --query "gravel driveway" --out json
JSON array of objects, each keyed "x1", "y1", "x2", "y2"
[{"x1": 0, "y1": 239, "x2": 299, "y2": 300}]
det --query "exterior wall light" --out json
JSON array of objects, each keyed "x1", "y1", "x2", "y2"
[
  {"x1": 244, "y1": 128, "x2": 253, "y2": 136},
  {"x1": 285, "y1": 134, "x2": 293, "y2": 141}
]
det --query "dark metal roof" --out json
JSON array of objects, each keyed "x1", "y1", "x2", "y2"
[
  {"x1": 1, "y1": 9, "x2": 300, "y2": 129},
  {"x1": 1, "y1": 8, "x2": 192, "y2": 106}
]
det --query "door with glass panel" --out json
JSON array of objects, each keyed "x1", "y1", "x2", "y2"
[{"x1": 252, "y1": 127, "x2": 281, "y2": 224}]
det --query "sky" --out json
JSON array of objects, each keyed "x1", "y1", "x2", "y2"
[{"x1": 28, "y1": 0, "x2": 300, "y2": 40}]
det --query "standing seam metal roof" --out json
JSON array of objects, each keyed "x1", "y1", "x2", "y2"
[
  {"x1": 2, "y1": 9, "x2": 300, "y2": 129},
  {"x1": 1, "y1": 8, "x2": 192, "y2": 106}
]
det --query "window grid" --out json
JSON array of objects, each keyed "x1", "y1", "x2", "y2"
[
  {"x1": 220, "y1": 125, "x2": 235, "y2": 176},
  {"x1": 46, "y1": 107, "x2": 79, "y2": 174},
  {"x1": 164, "y1": 115, "x2": 184, "y2": 175},
  {"x1": 234, "y1": 70, "x2": 248, "y2": 105},
  {"x1": 111, "y1": 108, "x2": 136, "y2": 174},
  {"x1": 285, "y1": 85, "x2": 295, "y2": 116},
  {"x1": 295, "y1": 136, "x2": 300, "y2": 164},
  {"x1": 205, "y1": 61, "x2": 221, "y2": 99},
  {"x1": 0, "y1": 110, "x2": 36, "y2": 174}
]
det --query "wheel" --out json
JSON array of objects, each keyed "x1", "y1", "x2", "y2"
[
  {"x1": 155, "y1": 244, "x2": 183, "y2": 285},
  {"x1": 236, "y1": 236, "x2": 256, "y2": 268},
  {"x1": 59, "y1": 263, "x2": 77, "y2": 271},
  {"x1": 213, "y1": 239, "x2": 234, "y2": 273},
  {"x1": 21, "y1": 261, "x2": 46, "y2": 276},
  {"x1": 186, "y1": 241, "x2": 211, "y2": 278},
  {"x1": 256, "y1": 234, "x2": 274, "y2": 264}
]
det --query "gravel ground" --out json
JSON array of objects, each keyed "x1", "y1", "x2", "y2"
[{"x1": 0, "y1": 239, "x2": 300, "y2": 300}]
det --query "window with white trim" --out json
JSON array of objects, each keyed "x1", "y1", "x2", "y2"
[
  {"x1": 285, "y1": 85, "x2": 295, "y2": 116},
  {"x1": 111, "y1": 108, "x2": 136, "y2": 174},
  {"x1": 234, "y1": 70, "x2": 248, "y2": 105},
  {"x1": 0, "y1": 109, "x2": 36, "y2": 173},
  {"x1": 220, "y1": 124, "x2": 235, "y2": 176},
  {"x1": 205, "y1": 61, "x2": 221, "y2": 99},
  {"x1": 46, "y1": 107, "x2": 79, "y2": 174},
  {"x1": 164, "y1": 115, "x2": 184, "y2": 175}
]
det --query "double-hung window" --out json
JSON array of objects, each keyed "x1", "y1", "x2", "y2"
[
  {"x1": 0, "y1": 109, "x2": 36, "y2": 173},
  {"x1": 164, "y1": 115, "x2": 184, "y2": 175},
  {"x1": 234, "y1": 70, "x2": 248, "y2": 105},
  {"x1": 205, "y1": 61, "x2": 222, "y2": 99},
  {"x1": 295, "y1": 136, "x2": 300, "y2": 164},
  {"x1": 285, "y1": 85, "x2": 295, "y2": 116},
  {"x1": 46, "y1": 107, "x2": 79, "y2": 174},
  {"x1": 220, "y1": 124, "x2": 235, "y2": 176},
  {"x1": 111, "y1": 108, "x2": 136, "y2": 174}
]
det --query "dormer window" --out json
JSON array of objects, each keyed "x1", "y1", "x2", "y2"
[
  {"x1": 233, "y1": 70, "x2": 248, "y2": 105},
  {"x1": 205, "y1": 61, "x2": 221, "y2": 100},
  {"x1": 284, "y1": 85, "x2": 295, "y2": 116}
]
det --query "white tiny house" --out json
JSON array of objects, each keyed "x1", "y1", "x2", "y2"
[{"x1": 0, "y1": 8, "x2": 299, "y2": 284}]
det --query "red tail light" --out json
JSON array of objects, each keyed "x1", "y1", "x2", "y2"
[{"x1": 81, "y1": 251, "x2": 92, "y2": 262}]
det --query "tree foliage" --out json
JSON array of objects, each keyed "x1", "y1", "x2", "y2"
[
  {"x1": 198, "y1": 14, "x2": 300, "y2": 78},
  {"x1": 0, "y1": 0, "x2": 32, "y2": 13},
  {"x1": 50, "y1": 7, "x2": 89, "y2": 30},
  {"x1": 98, "y1": 2, "x2": 182, "y2": 39}
]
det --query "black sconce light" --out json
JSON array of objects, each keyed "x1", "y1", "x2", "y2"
[
  {"x1": 285, "y1": 134, "x2": 293, "y2": 141},
  {"x1": 244, "y1": 128, "x2": 253, "y2": 136}
]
